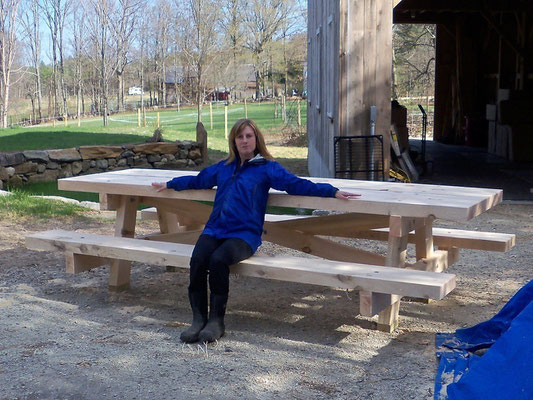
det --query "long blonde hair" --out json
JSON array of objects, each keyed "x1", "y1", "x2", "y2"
[{"x1": 226, "y1": 118, "x2": 274, "y2": 164}]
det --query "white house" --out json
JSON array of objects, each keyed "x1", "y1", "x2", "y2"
[{"x1": 128, "y1": 86, "x2": 144, "y2": 96}]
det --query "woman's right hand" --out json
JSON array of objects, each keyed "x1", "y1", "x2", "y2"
[
  {"x1": 151, "y1": 182, "x2": 167, "y2": 192},
  {"x1": 335, "y1": 190, "x2": 361, "y2": 200}
]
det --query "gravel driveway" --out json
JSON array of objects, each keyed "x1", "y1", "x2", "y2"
[{"x1": 0, "y1": 203, "x2": 531, "y2": 400}]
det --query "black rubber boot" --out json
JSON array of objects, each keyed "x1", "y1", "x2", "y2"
[
  {"x1": 180, "y1": 290, "x2": 208, "y2": 343},
  {"x1": 198, "y1": 293, "x2": 228, "y2": 343}
]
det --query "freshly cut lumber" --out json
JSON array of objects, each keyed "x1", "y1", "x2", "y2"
[
  {"x1": 140, "y1": 207, "x2": 307, "y2": 223},
  {"x1": 354, "y1": 227, "x2": 515, "y2": 252},
  {"x1": 58, "y1": 168, "x2": 504, "y2": 221},
  {"x1": 26, "y1": 230, "x2": 456, "y2": 300},
  {"x1": 140, "y1": 208, "x2": 515, "y2": 252}
]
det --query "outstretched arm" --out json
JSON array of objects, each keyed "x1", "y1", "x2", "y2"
[
  {"x1": 152, "y1": 162, "x2": 221, "y2": 192},
  {"x1": 269, "y1": 162, "x2": 361, "y2": 199}
]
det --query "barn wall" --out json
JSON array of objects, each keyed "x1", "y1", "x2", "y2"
[
  {"x1": 307, "y1": 0, "x2": 340, "y2": 177},
  {"x1": 307, "y1": 0, "x2": 392, "y2": 178}
]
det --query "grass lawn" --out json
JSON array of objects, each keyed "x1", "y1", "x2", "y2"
[
  {"x1": 0, "y1": 101, "x2": 306, "y2": 155},
  {"x1": 0, "y1": 101, "x2": 308, "y2": 173},
  {"x1": 2, "y1": 101, "x2": 310, "y2": 201}
]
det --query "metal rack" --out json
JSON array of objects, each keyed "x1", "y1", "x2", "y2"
[{"x1": 334, "y1": 135, "x2": 385, "y2": 181}]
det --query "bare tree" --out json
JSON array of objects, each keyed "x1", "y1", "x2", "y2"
[
  {"x1": 40, "y1": 0, "x2": 72, "y2": 118},
  {"x1": 85, "y1": 0, "x2": 117, "y2": 126},
  {"x1": 136, "y1": 6, "x2": 150, "y2": 118},
  {"x1": 243, "y1": 0, "x2": 293, "y2": 98},
  {"x1": 20, "y1": 0, "x2": 43, "y2": 122},
  {"x1": 154, "y1": 0, "x2": 171, "y2": 108},
  {"x1": 110, "y1": 0, "x2": 143, "y2": 112},
  {"x1": 218, "y1": 0, "x2": 244, "y2": 101},
  {"x1": 178, "y1": 0, "x2": 220, "y2": 121},
  {"x1": 71, "y1": 5, "x2": 87, "y2": 121},
  {"x1": 0, "y1": 0, "x2": 22, "y2": 128},
  {"x1": 393, "y1": 24, "x2": 436, "y2": 99}
]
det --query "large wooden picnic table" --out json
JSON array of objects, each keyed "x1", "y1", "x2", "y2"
[{"x1": 56, "y1": 168, "x2": 507, "y2": 332}]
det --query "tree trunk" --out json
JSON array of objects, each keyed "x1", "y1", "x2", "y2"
[
  {"x1": 197, "y1": 64, "x2": 202, "y2": 122},
  {"x1": 162, "y1": 62, "x2": 167, "y2": 108},
  {"x1": 255, "y1": 70, "x2": 260, "y2": 99},
  {"x1": 117, "y1": 70, "x2": 124, "y2": 112},
  {"x1": 76, "y1": 58, "x2": 82, "y2": 120}
]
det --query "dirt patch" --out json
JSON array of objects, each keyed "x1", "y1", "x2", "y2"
[{"x1": 0, "y1": 204, "x2": 531, "y2": 399}]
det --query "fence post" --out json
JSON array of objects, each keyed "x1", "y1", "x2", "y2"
[
  {"x1": 297, "y1": 100, "x2": 301, "y2": 127},
  {"x1": 209, "y1": 102, "x2": 213, "y2": 130},
  {"x1": 137, "y1": 109, "x2": 141, "y2": 127},
  {"x1": 156, "y1": 112, "x2": 160, "y2": 128},
  {"x1": 224, "y1": 105, "x2": 228, "y2": 139},
  {"x1": 64, "y1": 114, "x2": 68, "y2": 127},
  {"x1": 244, "y1": 98, "x2": 248, "y2": 118}
]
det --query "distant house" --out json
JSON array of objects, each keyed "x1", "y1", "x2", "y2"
[
  {"x1": 128, "y1": 86, "x2": 144, "y2": 96},
  {"x1": 163, "y1": 66, "x2": 197, "y2": 104},
  {"x1": 163, "y1": 64, "x2": 257, "y2": 103},
  {"x1": 229, "y1": 64, "x2": 257, "y2": 100}
]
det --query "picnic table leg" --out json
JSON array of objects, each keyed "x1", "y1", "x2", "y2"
[
  {"x1": 410, "y1": 217, "x2": 457, "y2": 273},
  {"x1": 360, "y1": 216, "x2": 413, "y2": 332},
  {"x1": 409, "y1": 217, "x2": 436, "y2": 303},
  {"x1": 156, "y1": 209, "x2": 194, "y2": 272},
  {"x1": 157, "y1": 209, "x2": 180, "y2": 234},
  {"x1": 157, "y1": 208, "x2": 203, "y2": 233},
  {"x1": 109, "y1": 195, "x2": 139, "y2": 291},
  {"x1": 415, "y1": 217, "x2": 434, "y2": 260}
]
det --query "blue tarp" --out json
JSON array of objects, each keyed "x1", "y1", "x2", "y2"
[{"x1": 434, "y1": 279, "x2": 533, "y2": 400}]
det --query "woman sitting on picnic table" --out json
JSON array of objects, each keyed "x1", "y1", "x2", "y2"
[{"x1": 152, "y1": 118, "x2": 359, "y2": 344}]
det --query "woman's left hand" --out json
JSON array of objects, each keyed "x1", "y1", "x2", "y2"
[
  {"x1": 151, "y1": 182, "x2": 167, "y2": 192},
  {"x1": 335, "y1": 190, "x2": 361, "y2": 200}
]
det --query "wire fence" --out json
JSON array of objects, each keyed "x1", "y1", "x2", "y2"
[{"x1": 407, "y1": 110, "x2": 434, "y2": 139}]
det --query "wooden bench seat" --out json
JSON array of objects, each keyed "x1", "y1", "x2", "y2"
[
  {"x1": 25, "y1": 230, "x2": 456, "y2": 302},
  {"x1": 140, "y1": 208, "x2": 515, "y2": 252},
  {"x1": 354, "y1": 227, "x2": 516, "y2": 252}
]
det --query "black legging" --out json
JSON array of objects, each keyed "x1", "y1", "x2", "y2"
[{"x1": 189, "y1": 234, "x2": 253, "y2": 296}]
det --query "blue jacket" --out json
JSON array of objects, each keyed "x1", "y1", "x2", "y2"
[{"x1": 166, "y1": 155, "x2": 339, "y2": 252}]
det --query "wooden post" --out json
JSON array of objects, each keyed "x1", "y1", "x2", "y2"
[
  {"x1": 282, "y1": 96, "x2": 287, "y2": 122},
  {"x1": 137, "y1": 108, "x2": 141, "y2": 127},
  {"x1": 78, "y1": 115, "x2": 81, "y2": 127},
  {"x1": 53, "y1": 119, "x2": 56, "y2": 128},
  {"x1": 64, "y1": 114, "x2": 68, "y2": 126},
  {"x1": 209, "y1": 102, "x2": 213, "y2": 129},
  {"x1": 297, "y1": 99, "x2": 301, "y2": 126},
  {"x1": 244, "y1": 98, "x2": 248, "y2": 118},
  {"x1": 377, "y1": 216, "x2": 412, "y2": 332},
  {"x1": 143, "y1": 110, "x2": 146, "y2": 127},
  {"x1": 156, "y1": 112, "x2": 160, "y2": 128},
  {"x1": 196, "y1": 121, "x2": 208, "y2": 165},
  {"x1": 274, "y1": 98, "x2": 278, "y2": 118},
  {"x1": 224, "y1": 105, "x2": 228, "y2": 139},
  {"x1": 109, "y1": 195, "x2": 139, "y2": 291}
]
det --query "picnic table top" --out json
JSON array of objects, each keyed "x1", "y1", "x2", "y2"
[{"x1": 58, "y1": 168, "x2": 503, "y2": 221}]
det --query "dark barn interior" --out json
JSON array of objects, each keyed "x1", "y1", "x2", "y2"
[
  {"x1": 394, "y1": 0, "x2": 533, "y2": 160},
  {"x1": 394, "y1": 0, "x2": 533, "y2": 199}
]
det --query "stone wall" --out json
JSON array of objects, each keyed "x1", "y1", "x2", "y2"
[{"x1": 0, "y1": 141, "x2": 203, "y2": 190}]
